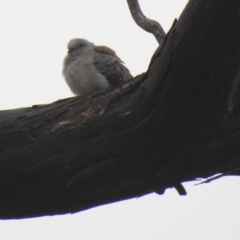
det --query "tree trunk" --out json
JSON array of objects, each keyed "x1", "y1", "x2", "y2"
[{"x1": 1, "y1": 0, "x2": 240, "y2": 219}]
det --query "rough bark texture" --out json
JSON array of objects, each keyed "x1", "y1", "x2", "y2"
[{"x1": 1, "y1": 0, "x2": 240, "y2": 219}]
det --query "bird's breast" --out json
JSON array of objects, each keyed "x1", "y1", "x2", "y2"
[{"x1": 63, "y1": 58, "x2": 110, "y2": 96}]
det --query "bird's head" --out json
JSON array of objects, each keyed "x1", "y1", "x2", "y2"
[{"x1": 67, "y1": 38, "x2": 94, "y2": 55}]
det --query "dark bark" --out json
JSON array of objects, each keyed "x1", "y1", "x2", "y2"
[{"x1": 1, "y1": 0, "x2": 240, "y2": 219}]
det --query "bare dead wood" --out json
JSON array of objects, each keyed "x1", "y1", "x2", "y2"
[
  {"x1": 127, "y1": 0, "x2": 166, "y2": 45},
  {"x1": 1, "y1": 0, "x2": 240, "y2": 219}
]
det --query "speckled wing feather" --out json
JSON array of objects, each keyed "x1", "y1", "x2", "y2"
[{"x1": 93, "y1": 45, "x2": 132, "y2": 85}]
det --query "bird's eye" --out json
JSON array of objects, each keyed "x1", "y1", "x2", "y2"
[
  {"x1": 78, "y1": 44, "x2": 84, "y2": 48},
  {"x1": 68, "y1": 48, "x2": 73, "y2": 53}
]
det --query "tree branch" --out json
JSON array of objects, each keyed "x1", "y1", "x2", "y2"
[
  {"x1": 127, "y1": 0, "x2": 166, "y2": 45},
  {"x1": 1, "y1": 0, "x2": 240, "y2": 219}
]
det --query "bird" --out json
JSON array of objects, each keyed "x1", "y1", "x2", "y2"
[{"x1": 63, "y1": 38, "x2": 132, "y2": 96}]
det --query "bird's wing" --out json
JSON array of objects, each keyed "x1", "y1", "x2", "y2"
[{"x1": 93, "y1": 46, "x2": 132, "y2": 85}]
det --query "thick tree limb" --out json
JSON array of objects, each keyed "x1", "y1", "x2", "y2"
[
  {"x1": 127, "y1": 0, "x2": 166, "y2": 45},
  {"x1": 1, "y1": 0, "x2": 240, "y2": 219}
]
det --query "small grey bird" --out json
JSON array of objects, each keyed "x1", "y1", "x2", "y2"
[{"x1": 63, "y1": 38, "x2": 132, "y2": 96}]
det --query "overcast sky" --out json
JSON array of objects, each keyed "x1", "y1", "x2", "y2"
[{"x1": 0, "y1": 1, "x2": 240, "y2": 240}]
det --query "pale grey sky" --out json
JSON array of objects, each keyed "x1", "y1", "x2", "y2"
[{"x1": 0, "y1": 1, "x2": 240, "y2": 240}]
